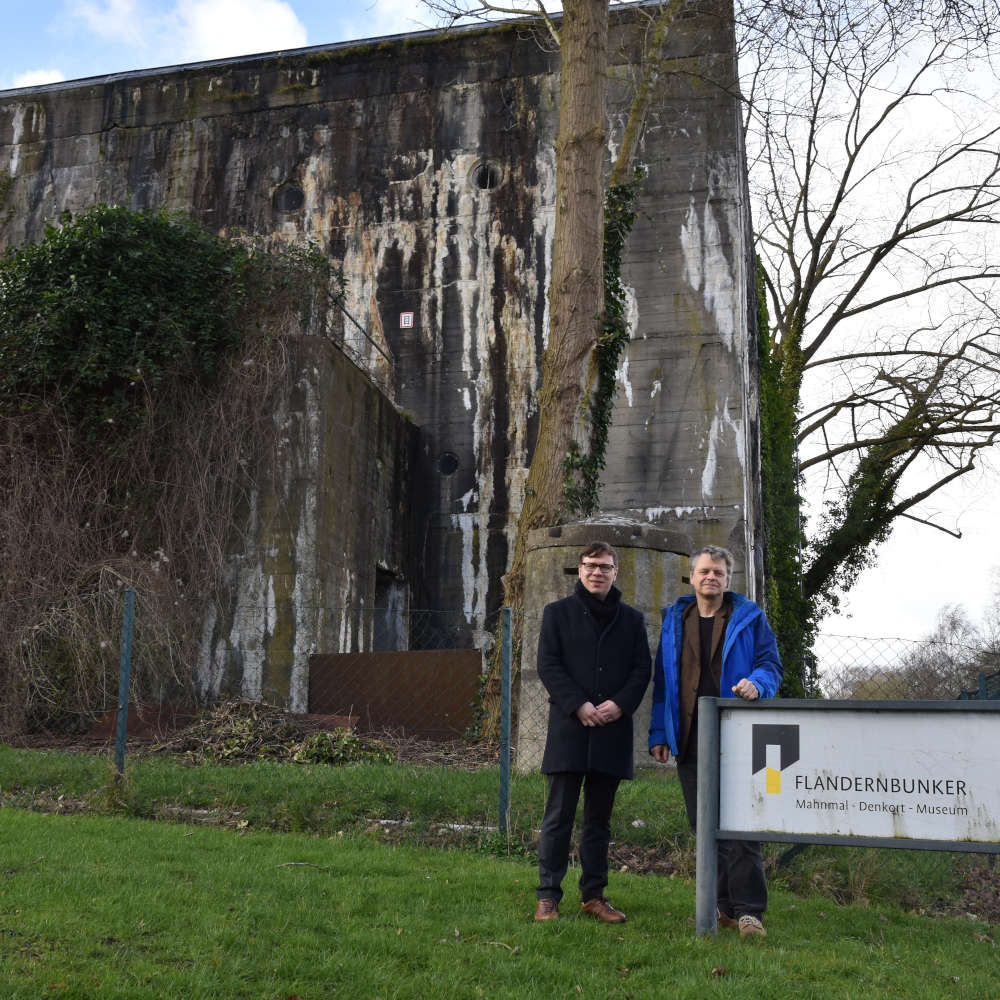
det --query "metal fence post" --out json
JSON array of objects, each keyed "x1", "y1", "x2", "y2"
[
  {"x1": 114, "y1": 588, "x2": 136, "y2": 777},
  {"x1": 498, "y1": 607, "x2": 512, "y2": 835}
]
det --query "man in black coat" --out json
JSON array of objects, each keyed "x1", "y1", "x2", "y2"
[{"x1": 533, "y1": 541, "x2": 652, "y2": 923}]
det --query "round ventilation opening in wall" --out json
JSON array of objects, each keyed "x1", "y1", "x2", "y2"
[
  {"x1": 273, "y1": 184, "x2": 305, "y2": 213},
  {"x1": 470, "y1": 160, "x2": 503, "y2": 192},
  {"x1": 438, "y1": 452, "x2": 460, "y2": 476}
]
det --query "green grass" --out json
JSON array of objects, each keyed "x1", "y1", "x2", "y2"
[
  {"x1": 0, "y1": 746, "x2": 687, "y2": 844},
  {"x1": 0, "y1": 746, "x2": 978, "y2": 911},
  {"x1": 0, "y1": 746, "x2": 989, "y2": 911},
  {"x1": 2, "y1": 809, "x2": 998, "y2": 999},
  {"x1": 2, "y1": 743, "x2": 997, "y2": 980}
]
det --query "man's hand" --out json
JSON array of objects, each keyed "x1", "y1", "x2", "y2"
[
  {"x1": 732, "y1": 678, "x2": 760, "y2": 700},
  {"x1": 594, "y1": 700, "x2": 622, "y2": 724},
  {"x1": 650, "y1": 744, "x2": 670, "y2": 763},
  {"x1": 576, "y1": 701, "x2": 604, "y2": 726}
]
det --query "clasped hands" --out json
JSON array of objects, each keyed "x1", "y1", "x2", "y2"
[{"x1": 575, "y1": 700, "x2": 623, "y2": 727}]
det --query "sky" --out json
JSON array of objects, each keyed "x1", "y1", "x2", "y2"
[
  {"x1": 0, "y1": 0, "x2": 433, "y2": 91},
  {"x1": 2, "y1": 0, "x2": 997, "y2": 643},
  {"x1": 812, "y1": 476, "x2": 998, "y2": 642}
]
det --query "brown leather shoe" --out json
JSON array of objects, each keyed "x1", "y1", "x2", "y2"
[
  {"x1": 580, "y1": 897, "x2": 626, "y2": 923},
  {"x1": 718, "y1": 910, "x2": 739, "y2": 930},
  {"x1": 533, "y1": 898, "x2": 559, "y2": 921}
]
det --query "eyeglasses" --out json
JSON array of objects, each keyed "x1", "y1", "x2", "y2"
[{"x1": 580, "y1": 561, "x2": 615, "y2": 573}]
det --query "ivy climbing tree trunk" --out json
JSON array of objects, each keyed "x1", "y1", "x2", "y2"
[
  {"x1": 499, "y1": 0, "x2": 684, "y2": 610},
  {"x1": 419, "y1": 1, "x2": 688, "y2": 738}
]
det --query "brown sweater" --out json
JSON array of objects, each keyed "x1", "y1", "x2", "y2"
[{"x1": 677, "y1": 596, "x2": 732, "y2": 760}]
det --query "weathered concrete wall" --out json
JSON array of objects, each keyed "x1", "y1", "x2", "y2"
[
  {"x1": 0, "y1": 21, "x2": 561, "y2": 626},
  {"x1": 196, "y1": 336, "x2": 418, "y2": 710},
  {"x1": 0, "y1": 2, "x2": 760, "y2": 699},
  {"x1": 604, "y1": 6, "x2": 760, "y2": 589}
]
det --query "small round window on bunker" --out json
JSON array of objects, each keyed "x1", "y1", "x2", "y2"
[
  {"x1": 439, "y1": 452, "x2": 460, "y2": 476},
  {"x1": 471, "y1": 160, "x2": 503, "y2": 191},
  {"x1": 273, "y1": 184, "x2": 305, "y2": 213}
]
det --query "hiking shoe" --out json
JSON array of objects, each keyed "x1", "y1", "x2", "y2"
[
  {"x1": 533, "y1": 898, "x2": 559, "y2": 921},
  {"x1": 581, "y1": 897, "x2": 626, "y2": 923},
  {"x1": 718, "y1": 910, "x2": 739, "y2": 930},
  {"x1": 738, "y1": 914, "x2": 766, "y2": 939}
]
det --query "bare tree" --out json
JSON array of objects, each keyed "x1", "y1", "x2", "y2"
[
  {"x1": 499, "y1": 0, "x2": 609, "y2": 609},
  {"x1": 739, "y1": 0, "x2": 1000, "y2": 616}
]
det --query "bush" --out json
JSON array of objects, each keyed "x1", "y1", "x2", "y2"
[{"x1": 0, "y1": 205, "x2": 250, "y2": 444}]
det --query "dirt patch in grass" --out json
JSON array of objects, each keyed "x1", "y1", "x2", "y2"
[{"x1": 950, "y1": 861, "x2": 1000, "y2": 923}]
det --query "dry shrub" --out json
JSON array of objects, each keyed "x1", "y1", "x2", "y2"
[
  {"x1": 0, "y1": 214, "x2": 347, "y2": 739},
  {"x1": 148, "y1": 700, "x2": 395, "y2": 765},
  {"x1": 0, "y1": 328, "x2": 300, "y2": 737}
]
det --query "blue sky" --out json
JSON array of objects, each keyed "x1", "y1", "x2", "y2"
[{"x1": 0, "y1": 0, "x2": 437, "y2": 91}]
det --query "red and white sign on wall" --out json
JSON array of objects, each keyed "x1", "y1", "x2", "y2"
[{"x1": 399, "y1": 312, "x2": 414, "y2": 329}]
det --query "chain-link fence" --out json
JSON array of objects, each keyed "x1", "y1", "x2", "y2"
[
  {"x1": 6, "y1": 586, "x2": 999, "y2": 750},
  {"x1": 514, "y1": 620, "x2": 1000, "y2": 774},
  {"x1": 0, "y1": 591, "x2": 506, "y2": 742},
  {"x1": 0, "y1": 584, "x2": 204, "y2": 740},
  {"x1": 815, "y1": 632, "x2": 1000, "y2": 701}
]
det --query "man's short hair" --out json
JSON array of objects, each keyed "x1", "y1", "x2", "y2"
[
  {"x1": 690, "y1": 545, "x2": 733, "y2": 577},
  {"x1": 579, "y1": 541, "x2": 618, "y2": 566}
]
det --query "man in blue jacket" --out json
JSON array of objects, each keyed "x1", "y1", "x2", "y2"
[
  {"x1": 649, "y1": 545, "x2": 782, "y2": 938},
  {"x1": 533, "y1": 541, "x2": 651, "y2": 924}
]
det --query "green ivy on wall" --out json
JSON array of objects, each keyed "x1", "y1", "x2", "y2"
[
  {"x1": 0, "y1": 206, "x2": 249, "y2": 443},
  {"x1": 561, "y1": 172, "x2": 643, "y2": 517}
]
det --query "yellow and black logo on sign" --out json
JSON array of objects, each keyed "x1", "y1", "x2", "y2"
[{"x1": 751, "y1": 724, "x2": 800, "y2": 794}]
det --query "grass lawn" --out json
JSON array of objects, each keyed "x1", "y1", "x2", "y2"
[{"x1": 2, "y1": 808, "x2": 999, "y2": 1000}]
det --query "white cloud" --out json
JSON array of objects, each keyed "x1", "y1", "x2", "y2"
[
  {"x1": 335, "y1": 0, "x2": 429, "y2": 44},
  {"x1": 69, "y1": 0, "x2": 308, "y2": 70},
  {"x1": 10, "y1": 69, "x2": 67, "y2": 89},
  {"x1": 73, "y1": 0, "x2": 147, "y2": 48},
  {"x1": 172, "y1": 0, "x2": 308, "y2": 61}
]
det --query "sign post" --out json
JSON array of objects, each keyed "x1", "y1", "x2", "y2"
[
  {"x1": 696, "y1": 699, "x2": 1000, "y2": 937},
  {"x1": 695, "y1": 699, "x2": 721, "y2": 938}
]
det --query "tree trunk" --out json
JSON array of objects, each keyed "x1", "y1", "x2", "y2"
[{"x1": 501, "y1": 0, "x2": 608, "y2": 610}]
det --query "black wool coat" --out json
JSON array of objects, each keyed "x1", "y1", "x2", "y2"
[{"x1": 537, "y1": 586, "x2": 652, "y2": 779}]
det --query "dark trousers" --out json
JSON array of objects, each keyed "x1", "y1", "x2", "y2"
[
  {"x1": 677, "y1": 742, "x2": 767, "y2": 919},
  {"x1": 536, "y1": 770, "x2": 621, "y2": 903}
]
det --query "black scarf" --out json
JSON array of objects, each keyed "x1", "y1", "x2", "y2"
[{"x1": 575, "y1": 580, "x2": 621, "y2": 632}]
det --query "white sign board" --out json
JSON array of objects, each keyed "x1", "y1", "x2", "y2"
[{"x1": 719, "y1": 706, "x2": 1000, "y2": 844}]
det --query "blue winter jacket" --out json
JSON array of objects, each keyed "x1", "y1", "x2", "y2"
[{"x1": 648, "y1": 592, "x2": 783, "y2": 756}]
